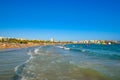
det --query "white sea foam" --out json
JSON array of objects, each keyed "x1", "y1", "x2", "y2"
[
  {"x1": 56, "y1": 46, "x2": 64, "y2": 49},
  {"x1": 14, "y1": 65, "x2": 19, "y2": 72},
  {"x1": 21, "y1": 76, "x2": 27, "y2": 80},
  {"x1": 82, "y1": 49, "x2": 86, "y2": 52},
  {"x1": 64, "y1": 47, "x2": 70, "y2": 50},
  {"x1": 34, "y1": 48, "x2": 39, "y2": 54},
  {"x1": 56, "y1": 45, "x2": 70, "y2": 50}
]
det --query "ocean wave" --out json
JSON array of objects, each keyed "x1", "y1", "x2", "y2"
[
  {"x1": 56, "y1": 46, "x2": 64, "y2": 49},
  {"x1": 14, "y1": 48, "x2": 103, "y2": 80},
  {"x1": 58, "y1": 44, "x2": 120, "y2": 60},
  {"x1": 69, "y1": 48, "x2": 120, "y2": 60},
  {"x1": 13, "y1": 62, "x2": 26, "y2": 80},
  {"x1": 69, "y1": 48, "x2": 89, "y2": 53},
  {"x1": 56, "y1": 46, "x2": 70, "y2": 50},
  {"x1": 63, "y1": 47, "x2": 70, "y2": 50},
  {"x1": 12, "y1": 45, "x2": 120, "y2": 80},
  {"x1": 13, "y1": 46, "x2": 43, "y2": 80}
]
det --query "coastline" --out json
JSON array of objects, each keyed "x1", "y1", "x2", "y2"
[
  {"x1": 0, "y1": 45, "x2": 32, "y2": 80},
  {"x1": 0, "y1": 44, "x2": 120, "y2": 80},
  {"x1": 0, "y1": 42, "x2": 44, "y2": 50},
  {"x1": 0, "y1": 44, "x2": 42, "y2": 80}
]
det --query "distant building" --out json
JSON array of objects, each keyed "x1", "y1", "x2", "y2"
[
  {"x1": 50, "y1": 38, "x2": 54, "y2": 42},
  {"x1": 73, "y1": 41, "x2": 78, "y2": 43},
  {"x1": 17, "y1": 38, "x2": 25, "y2": 40}
]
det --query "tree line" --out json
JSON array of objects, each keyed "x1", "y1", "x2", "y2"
[{"x1": 0, "y1": 38, "x2": 72, "y2": 44}]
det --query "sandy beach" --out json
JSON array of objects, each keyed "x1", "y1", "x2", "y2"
[{"x1": 0, "y1": 42, "x2": 44, "y2": 50}]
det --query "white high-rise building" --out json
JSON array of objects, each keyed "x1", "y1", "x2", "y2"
[{"x1": 50, "y1": 38, "x2": 54, "y2": 42}]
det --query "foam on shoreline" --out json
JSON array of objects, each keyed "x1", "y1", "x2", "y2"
[{"x1": 13, "y1": 46, "x2": 43, "y2": 80}]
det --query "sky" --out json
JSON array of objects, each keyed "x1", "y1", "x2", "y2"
[{"x1": 0, "y1": 0, "x2": 120, "y2": 41}]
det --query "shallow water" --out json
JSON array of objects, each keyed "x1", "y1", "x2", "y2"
[
  {"x1": 0, "y1": 47, "x2": 34, "y2": 80},
  {"x1": 0, "y1": 44, "x2": 120, "y2": 80}
]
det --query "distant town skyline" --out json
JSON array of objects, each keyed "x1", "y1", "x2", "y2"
[{"x1": 0, "y1": 0, "x2": 120, "y2": 40}]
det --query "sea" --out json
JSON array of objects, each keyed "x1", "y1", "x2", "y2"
[{"x1": 0, "y1": 44, "x2": 120, "y2": 80}]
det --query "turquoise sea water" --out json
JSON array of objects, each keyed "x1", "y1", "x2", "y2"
[{"x1": 0, "y1": 44, "x2": 120, "y2": 80}]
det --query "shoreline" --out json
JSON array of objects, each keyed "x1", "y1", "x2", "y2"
[
  {"x1": 0, "y1": 42, "x2": 44, "y2": 50},
  {"x1": 0, "y1": 42, "x2": 68, "y2": 50}
]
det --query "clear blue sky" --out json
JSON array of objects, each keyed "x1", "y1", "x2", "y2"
[{"x1": 0, "y1": 0, "x2": 120, "y2": 41}]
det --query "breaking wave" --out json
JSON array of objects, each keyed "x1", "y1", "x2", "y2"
[{"x1": 13, "y1": 45, "x2": 120, "y2": 80}]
